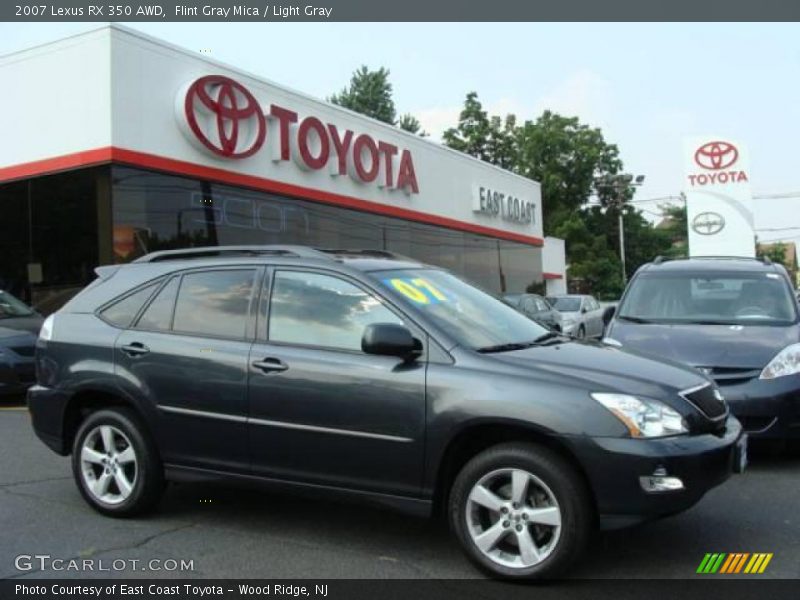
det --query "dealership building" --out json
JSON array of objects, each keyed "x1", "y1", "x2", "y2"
[{"x1": 0, "y1": 25, "x2": 565, "y2": 314}]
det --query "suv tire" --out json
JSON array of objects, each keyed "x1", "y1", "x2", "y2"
[
  {"x1": 448, "y1": 442, "x2": 592, "y2": 580},
  {"x1": 71, "y1": 407, "x2": 164, "y2": 517}
]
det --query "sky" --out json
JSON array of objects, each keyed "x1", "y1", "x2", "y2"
[{"x1": 2, "y1": 22, "x2": 800, "y2": 248}]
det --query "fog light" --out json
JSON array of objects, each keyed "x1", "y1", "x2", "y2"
[{"x1": 639, "y1": 467, "x2": 684, "y2": 493}]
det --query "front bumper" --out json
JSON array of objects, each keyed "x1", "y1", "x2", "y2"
[
  {"x1": 564, "y1": 416, "x2": 743, "y2": 529},
  {"x1": 716, "y1": 373, "x2": 800, "y2": 439}
]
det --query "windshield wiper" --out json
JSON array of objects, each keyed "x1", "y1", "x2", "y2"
[
  {"x1": 477, "y1": 332, "x2": 568, "y2": 353},
  {"x1": 533, "y1": 331, "x2": 566, "y2": 344},
  {"x1": 617, "y1": 315, "x2": 653, "y2": 324},
  {"x1": 476, "y1": 341, "x2": 539, "y2": 353}
]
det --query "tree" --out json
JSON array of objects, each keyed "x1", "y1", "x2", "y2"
[
  {"x1": 441, "y1": 93, "x2": 669, "y2": 297},
  {"x1": 657, "y1": 203, "x2": 688, "y2": 258},
  {"x1": 514, "y1": 111, "x2": 623, "y2": 236},
  {"x1": 442, "y1": 92, "x2": 492, "y2": 161},
  {"x1": 553, "y1": 211, "x2": 623, "y2": 299},
  {"x1": 757, "y1": 242, "x2": 789, "y2": 267},
  {"x1": 397, "y1": 113, "x2": 427, "y2": 137},
  {"x1": 330, "y1": 66, "x2": 397, "y2": 124}
]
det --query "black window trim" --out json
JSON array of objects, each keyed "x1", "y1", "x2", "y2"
[{"x1": 260, "y1": 266, "x2": 431, "y2": 357}]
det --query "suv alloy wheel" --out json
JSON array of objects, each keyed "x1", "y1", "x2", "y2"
[
  {"x1": 72, "y1": 408, "x2": 164, "y2": 516},
  {"x1": 448, "y1": 443, "x2": 592, "y2": 579}
]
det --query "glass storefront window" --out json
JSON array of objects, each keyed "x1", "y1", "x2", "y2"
[{"x1": 110, "y1": 166, "x2": 543, "y2": 295}]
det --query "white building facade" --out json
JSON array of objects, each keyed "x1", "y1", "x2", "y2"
[{"x1": 0, "y1": 26, "x2": 564, "y2": 312}]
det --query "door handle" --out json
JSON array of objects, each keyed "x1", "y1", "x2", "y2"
[
  {"x1": 252, "y1": 357, "x2": 288, "y2": 373},
  {"x1": 121, "y1": 342, "x2": 150, "y2": 357}
]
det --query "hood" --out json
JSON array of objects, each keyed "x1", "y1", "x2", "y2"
[
  {"x1": 559, "y1": 311, "x2": 580, "y2": 320},
  {"x1": 0, "y1": 314, "x2": 44, "y2": 336},
  {"x1": 487, "y1": 340, "x2": 707, "y2": 404},
  {"x1": 608, "y1": 319, "x2": 799, "y2": 369}
]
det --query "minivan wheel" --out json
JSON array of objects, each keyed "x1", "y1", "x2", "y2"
[
  {"x1": 449, "y1": 443, "x2": 592, "y2": 579},
  {"x1": 72, "y1": 408, "x2": 163, "y2": 517}
]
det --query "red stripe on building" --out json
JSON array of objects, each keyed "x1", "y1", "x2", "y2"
[
  {"x1": 0, "y1": 147, "x2": 545, "y2": 248},
  {"x1": 543, "y1": 272, "x2": 563, "y2": 280}
]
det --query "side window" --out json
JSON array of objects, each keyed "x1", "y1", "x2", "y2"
[
  {"x1": 520, "y1": 297, "x2": 536, "y2": 312},
  {"x1": 536, "y1": 299, "x2": 548, "y2": 311},
  {"x1": 268, "y1": 271, "x2": 404, "y2": 351},
  {"x1": 172, "y1": 269, "x2": 257, "y2": 339},
  {"x1": 100, "y1": 281, "x2": 160, "y2": 328},
  {"x1": 136, "y1": 276, "x2": 180, "y2": 332}
]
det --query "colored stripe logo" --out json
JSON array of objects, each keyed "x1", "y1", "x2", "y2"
[{"x1": 697, "y1": 553, "x2": 773, "y2": 574}]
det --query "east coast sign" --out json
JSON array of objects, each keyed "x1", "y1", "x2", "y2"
[{"x1": 176, "y1": 75, "x2": 419, "y2": 195}]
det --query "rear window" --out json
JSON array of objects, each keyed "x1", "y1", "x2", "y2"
[{"x1": 100, "y1": 282, "x2": 160, "y2": 328}]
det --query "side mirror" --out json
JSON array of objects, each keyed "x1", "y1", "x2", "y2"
[
  {"x1": 581, "y1": 306, "x2": 588, "y2": 314},
  {"x1": 602, "y1": 305, "x2": 616, "y2": 326},
  {"x1": 362, "y1": 323, "x2": 421, "y2": 360}
]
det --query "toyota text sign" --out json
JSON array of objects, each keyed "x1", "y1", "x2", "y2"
[{"x1": 178, "y1": 75, "x2": 419, "y2": 195}]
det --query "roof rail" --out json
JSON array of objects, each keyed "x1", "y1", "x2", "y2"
[
  {"x1": 316, "y1": 248, "x2": 413, "y2": 261},
  {"x1": 132, "y1": 245, "x2": 330, "y2": 263},
  {"x1": 650, "y1": 255, "x2": 773, "y2": 266}
]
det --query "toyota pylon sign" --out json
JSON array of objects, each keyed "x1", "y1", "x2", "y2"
[{"x1": 683, "y1": 136, "x2": 755, "y2": 257}]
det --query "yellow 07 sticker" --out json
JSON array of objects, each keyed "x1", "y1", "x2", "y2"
[{"x1": 385, "y1": 278, "x2": 448, "y2": 305}]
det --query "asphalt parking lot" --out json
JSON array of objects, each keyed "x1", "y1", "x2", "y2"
[{"x1": 1, "y1": 405, "x2": 798, "y2": 580}]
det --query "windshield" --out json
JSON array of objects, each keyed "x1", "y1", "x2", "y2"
[
  {"x1": 618, "y1": 271, "x2": 798, "y2": 325},
  {"x1": 372, "y1": 269, "x2": 549, "y2": 349},
  {"x1": 548, "y1": 297, "x2": 581, "y2": 312},
  {"x1": 0, "y1": 290, "x2": 35, "y2": 318}
]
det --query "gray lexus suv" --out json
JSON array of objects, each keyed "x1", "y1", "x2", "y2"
[{"x1": 28, "y1": 246, "x2": 745, "y2": 579}]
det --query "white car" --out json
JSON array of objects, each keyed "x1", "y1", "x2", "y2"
[{"x1": 546, "y1": 294, "x2": 605, "y2": 339}]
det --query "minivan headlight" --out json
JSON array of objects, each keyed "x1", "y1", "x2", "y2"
[
  {"x1": 760, "y1": 343, "x2": 800, "y2": 380},
  {"x1": 591, "y1": 393, "x2": 688, "y2": 438}
]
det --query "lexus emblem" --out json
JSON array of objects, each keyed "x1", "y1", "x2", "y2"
[
  {"x1": 694, "y1": 141, "x2": 738, "y2": 171},
  {"x1": 692, "y1": 212, "x2": 726, "y2": 236},
  {"x1": 181, "y1": 75, "x2": 266, "y2": 158}
]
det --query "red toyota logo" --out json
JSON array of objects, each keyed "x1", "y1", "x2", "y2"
[
  {"x1": 694, "y1": 141, "x2": 738, "y2": 170},
  {"x1": 183, "y1": 75, "x2": 266, "y2": 158}
]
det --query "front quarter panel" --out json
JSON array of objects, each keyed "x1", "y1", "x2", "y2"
[{"x1": 422, "y1": 350, "x2": 628, "y2": 494}]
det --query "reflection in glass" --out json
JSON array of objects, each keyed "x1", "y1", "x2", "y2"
[
  {"x1": 269, "y1": 271, "x2": 403, "y2": 351},
  {"x1": 172, "y1": 270, "x2": 256, "y2": 338}
]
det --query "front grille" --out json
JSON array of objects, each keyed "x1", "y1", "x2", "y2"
[
  {"x1": 680, "y1": 383, "x2": 727, "y2": 420},
  {"x1": 9, "y1": 345, "x2": 34, "y2": 357},
  {"x1": 699, "y1": 366, "x2": 760, "y2": 387}
]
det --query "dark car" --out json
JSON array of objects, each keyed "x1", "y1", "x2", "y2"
[
  {"x1": 28, "y1": 246, "x2": 744, "y2": 580},
  {"x1": 503, "y1": 293, "x2": 562, "y2": 331},
  {"x1": 0, "y1": 290, "x2": 43, "y2": 397},
  {"x1": 604, "y1": 256, "x2": 800, "y2": 441}
]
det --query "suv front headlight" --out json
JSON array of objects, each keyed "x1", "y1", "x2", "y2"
[
  {"x1": 760, "y1": 343, "x2": 800, "y2": 380},
  {"x1": 591, "y1": 393, "x2": 688, "y2": 438}
]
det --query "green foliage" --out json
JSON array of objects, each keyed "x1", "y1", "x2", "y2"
[
  {"x1": 397, "y1": 113, "x2": 427, "y2": 137},
  {"x1": 658, "y1": 203, "x2": 688, "y2": 258},
  {"x1": 330, "y1": 66, "x2": 397, "y2": 125},
  {"x1": 443, "y1": 92, "x2": 668, "y2": 297},
  {"x1": 331, "y1": 66, "x2": 427, "y2": 135},
  {"x1": 757, "y1": 242, "x2": 789, "y2": 267}
]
